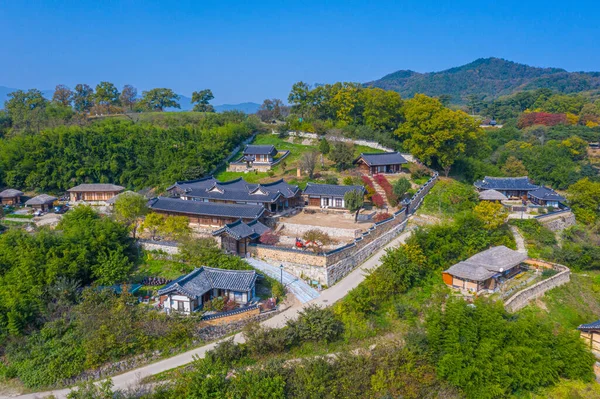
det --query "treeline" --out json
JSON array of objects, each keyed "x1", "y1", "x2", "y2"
[
  {"x1": 0, "y1": 113, "x2": 257, "y2": 192},
  {"x1": 1, "y1": 83, "x2": 217, "y2": 135}
]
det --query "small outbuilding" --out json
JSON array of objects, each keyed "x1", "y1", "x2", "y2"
[
  {"x1": 303, "y1": 183, "x2": 365, "y2": 209},
  {"x1": 158, "y1": 266, "x2": 257, "y2": 314},
  {"x1": 243, "y1": 145, "x2": 278, "y2": 164},
  {"x1": 578, "y1": 320, "x2": 600, "y2": 353},
  {"x1": 478, "y1": 189, "x2": 508, "y2": 202},
  {"x1": 527, "y1": 186, "x2": 565, "y2": 208},
  {"x1": 212, "y1": 219, "x2": 270, "y2": 256},
  {"x1": 25, "y1": 194, "x2": 58, "y2": 212},
  {"x1": 353, "y1": 152, "x2": 408, "y2": 175},
  {"x1": 0, "y1": 189, "x2": 24, "y2": 205},
  {"x1": 68, "y1": 184, "x2": 125, "y2": 203},
  {"x1": 442, "y1": 246, "x2": 528, "y2": 294}
]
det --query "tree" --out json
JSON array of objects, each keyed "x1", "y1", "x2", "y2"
[
  {"x1": 568, "y1": 178, "x2": 600, "y2": 224},
  {"x1": 160, "y1": 216, "x2": 191, "y2": 240},
  {"x1": 329, "y1": 141, "x2": 355, "y2": 171},
  {"x1": 191, "y1": 89, "x2": 215, "y2": 112},
  {"x1": 395, "y1": 94, "x2": 484, "y2": 176},
  {"x1": 288, "y1": 81, "x2": 312, "y2": 118},
  {"x1": 257, "y1": 98, "x2": 287, "y2": 122},
  {"x1": 302, "y1": 229, "x2": 334, "y2": 252},
  {"x1": 140, "y1": 88, "x2": 180, "y2": 111},
  {"x1": 392, "y1": 177, "x2": 411, "y2": 199},
  {"x1": 361, "y1": 88, "x2": 404, "y2": 132},
  {"x1": 318, "y1": 138, "x2": 330, "y2": 155},
  {"x1": 52, "y1": 84, "x2": 73, "y2": 107},
  {"x1": 113, "y1": 192, "x2": 148, "y2": 239},
  {"x1": 119, "y1": 85, "x2": 138, "y2": 111},
  {"x1": 473, "y1": 201, "x2": 507, "y2": 230},
  {"x1": 299, "y1": 151, "x2": 318, "y2": 178},
  {"x1": 72, "y1": 84, "x2": 94, "y2": 113},
  {"x1": 141, "y1": 212, "x2": 164, "y2": 240},
  {"x1": 4, "y1": 89, "x2": 48, "y2": 132},
  {"x1": 259, "y1": 230, "x2": 279, "y2": 245},
  {"x1": 344, "y1": 189, "x2": 364, "y2": 222},
  {"x1": 94, "y1": 82, "x2": 120, "y2": 112},
  {"x1": 501, "y1": 156, "x2": 528, "y2": 177}
]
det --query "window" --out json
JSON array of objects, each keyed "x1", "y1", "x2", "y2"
[
  {"x1": 234, "y1": 291, "x2": 244, "y2": 302},
  {"x1": 177, "y1": 300, "x2": 185, "y2": 312},
  {"x1": 335, "y1": 198, "x2": 343, "y2": 208}
]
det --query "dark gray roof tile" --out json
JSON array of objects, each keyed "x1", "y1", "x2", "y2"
[
  {"x1": 244, "y1": 145, "x2": 277, "y2": 156},
  {"x1": 157, "y1": 267, "x2": 257, "y2": 298},
  {"x1": 354, "y1": 152, "x2": 408, "y2": 166},
  {"x1": 303, "y1": 183, "x2": 365, "y2": 197},
  {"x1": 474, "y1": 177, "x2": 539, "y2": 191},
  {"x1": 149, "y1": 197, "x2": 266, "y2": 219}
]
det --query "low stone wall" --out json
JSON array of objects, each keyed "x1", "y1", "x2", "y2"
[
  {"x1": 139, "y1": 240, "x2": 180, "y2": 255},
  {"x1": 537, "y1": 211, "x2": 576, "y2": 232},
  {"x1": 200, "y1": 306, "x2": 261, "y2": 326},
  {"x1": 278, "y1": 222, "x2": 362, "y2": 239},
  {"x1": 504, "y1": 261, "x2": 571, "y2": 312},
  {"x1": 249, "y1": 244, "x2": 327, "y2": 267}
]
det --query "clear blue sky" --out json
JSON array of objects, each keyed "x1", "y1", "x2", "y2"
[{"x1": 1, "y1": 1, "x2": 598, "y2": 104}]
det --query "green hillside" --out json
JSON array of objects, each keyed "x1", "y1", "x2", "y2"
[{"x1": 366, "y1": 57, "x2": 600, "y2": 103}]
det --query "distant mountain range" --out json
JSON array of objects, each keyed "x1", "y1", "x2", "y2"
[
  {"x1": 366, "y1": 57, "x2": 600, "y2": 103},
  {"x1": 0, "y1": 86, "x2": 260, "y2": 114}
]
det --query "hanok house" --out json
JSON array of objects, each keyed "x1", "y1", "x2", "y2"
[
  {"x1": 527, "y1": 186, "x2": 565, "y2": 208},
  {"x1": 68, "y1": 184, "x2": 125, "y2": 203},
  {"x1": 167, "y1": 176, "x2": 302, "y2": 213},
  {"x1": 478, "y1": 189, "x2": 508, "y2": 203},
  {"x1": 353, "y1": 152, "x2": 408, "y2": 175},
  {"x1": 0, "y1": 189, "x2": 23, "y2": 205},
  {"x1": 148, "y1": 197, "x2": 266, "y2": 226},
  {"x1": 242, "y1": 145, "x2": 278, "y2": 165},
  {"x1": 442, "y1": 246, "x2": 528, "y2": 294},
  {"x1": 158, "y1": 266, "x2": 257, "y2": 314},
  {"x1": 474, "y1": 176, "x2": 539, "y2": 200},
  {"x1": 212, "y1": 219, "x2": 270, "y2": 256},
  {"x1": 25, "y1": 194, "x2": 58, "y2": 212},
  {"x1": 303, "y1": 183, "x2": 366, "y2": 209},
  {"x1": 577, "y1": 320, "x2": 600, "y2": 354}
]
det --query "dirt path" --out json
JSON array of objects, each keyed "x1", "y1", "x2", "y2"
[{"x1": 510, "y1": 225, "x2": 527, "y2": 254}]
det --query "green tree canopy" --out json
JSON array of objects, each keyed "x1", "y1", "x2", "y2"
[
  {"x1": 140, "y1": 88, "x2": 180, "y2": 111},
  {"x1": 191, "y1": 89, "x2": 215, "y2": 112}
]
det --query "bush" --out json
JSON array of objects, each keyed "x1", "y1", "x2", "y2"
[
  {"x1": 408, "y1": 163, "x2": 430, "y2": 180},
  {"x1": 371, "y1": 193, "x2": 385, "y2": 208},
  {"x1": 286, "y1": 305, "x2": 344, "y2": 344},
  {"x1": 373, "y1": 174, "x2": 398, "y2": 206},
  {"x1": 373, "y1": 212, "x2": 392, "y2": 223},
  {"x1": 206, "y1": 337, "x2": 247, "y2": 366},
  {"x1": 259, "y1": 230, "x2": 280, "y2": 245},
  {"x1": 325, "y1": 176, "x2": 339, "y2": 185},
  {"x1": 302, "y1": 229, "x2": 334, "y2": 252},
  {"x1": 243, "y1": 322, "x2": 289, "y2": 355},
  {"x1": 342, "y1": 176, "x2": 354, "y2": 185}
]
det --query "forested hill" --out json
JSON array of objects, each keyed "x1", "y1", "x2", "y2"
[{"x1": 366, "y1": 57, "x2": 600, "y2": 103}]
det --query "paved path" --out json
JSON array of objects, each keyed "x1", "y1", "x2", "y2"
[
  {"x1": 510, "y1": 225, "x2": 527, "y2": 254},
  {"x1": 6, "y1": 230, "x2": 413, "y2": 399},
  {"x1": 246, "y1": 258, "x2": 320, "y2": 303}
]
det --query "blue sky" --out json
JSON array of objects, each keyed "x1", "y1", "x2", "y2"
[{"x1": 0, "y1": 1, "x2": 598, "y2": 104}]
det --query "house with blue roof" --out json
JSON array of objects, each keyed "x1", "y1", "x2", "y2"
[
  {"x1": 158, "y1": 266, "x2": 257, "y2": 314},
  {"x1": 578, "y1": 320, "x2": 600, "y2": 354},
  {"x1": 212, "y1": 219, "x2": 271, "y2": 256},
  {"x1": 303, "y1": 183, "x2": 366, "y2": 209},
  {"x1": 353, "y1": 152, "x2": 408, "y2": 175},
  {"x1": 474, "y1": 176, "x2": 540, "y2": 199}
]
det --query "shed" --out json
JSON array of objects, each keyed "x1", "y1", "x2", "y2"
[
  {"x1": 212, "y1": 219, "x2": 270, "y2": 256},
  {"x1": 25, "y1": 194, "x2": 58, "y2": 211},
  {"x1": 68, "y1": 184, "x2": 125, "y2": 202},
  {"x1": 527, "y1": 186, "x2": 565, "y2": 208},
  {"x1": 0, "y1": 189, "x2": 24, "y2": 205}
]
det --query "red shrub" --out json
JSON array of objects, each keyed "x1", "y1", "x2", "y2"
[
  {"x1": 373, "y1": 212, "x2": 392, "y2": 222},
  {"x1": 361, "y1": 175, "x2": 375, "y2": 190},
  {"x1": 371, "y1": 193, "x2": 385, "y2": 208},
  {"x1": 517, "y1": 112, "x2": 567, "y2": 128},
  {"x1": 373, "y1": 174, "x2": 398, "y2": 206},
  {"x1": 259, "y1": 230, "x2": 279, "y2": 245}
]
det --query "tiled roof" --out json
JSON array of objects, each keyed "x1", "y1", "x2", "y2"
[
  {"x1": 167, "y1": 176, "x2": 299, "y2": 203},
  {"x1": 148, "y1": 197, "x2": 266, "y2": 219},
  {"x1": 25, "y1": 194, "x2": 58, "y2": 205},
  {"x1": 0, "y1": 189, "x2": 23, "y2": 198},
  {"x1": 354, "y1": 152, "x2": 408, "y2": 166},
  {"x1": 105, "y1": 191, "x2": 136, "y2": 205},
  {"x1": 528, "y1": 186, "x2": 565, "y2": 202},
  {"x1": 445, "y1": 246, "x2": 528, "y2": 282},
  {"x1": 158, "y1": 266, "x2": 257, "y2": 298},
  {"x1": 303, "y1": 183, "x2": 365, "y2": 197},
  {"x1": 244, "y1": 145, "x2": 277, "y2": 156},
  {"x1": 212, "y1": 219, "x2": 270, "y2": 240},
  {"x1": 578, "y1": 320, "x2": 600, "y2": 331},
  {"x1": 474, "y1": 176, "x2": 539, "y2": 191},
  {"x1": 478, "y1": 189, "x2": 508, "y2": 201},
  {"x1": 68, "y1": 184, "x2": 125, "y2": 192}
]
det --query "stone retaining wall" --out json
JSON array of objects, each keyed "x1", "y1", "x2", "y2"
[
  {"x1": 504, "y1": 261, "x2": 570, "y2": 312},
  {"x1": 278, "y1": 222, "x2": 362, "y2": 239},
  {"x1": 200, "y1": 306, "x2": 261, "y2": 326},
  {"x1": 537, "y1": 211, "x2": 576, "y2": 232},
  {"x1": 139, "y1": 240, "x2": 180, "y2": 255}
]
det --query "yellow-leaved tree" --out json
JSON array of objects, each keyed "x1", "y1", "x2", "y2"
[{"x1": 473, "y1": 201, "x2": 507, "y2": 230}]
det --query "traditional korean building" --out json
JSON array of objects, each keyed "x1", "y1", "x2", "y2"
[
  {"x1": 68, "y1": 184, "x2": 125, "y2": 203},
  {"x1": 25, "y1": 194, "x2": 58, "y2": 211},
  {"x1": 578, "y1": 320, "x2": 600, "y2": 354},
  {"x1": 167, "y1": 176, "x2": 301, "y2": 212},
  {"x1": 158, "y1": 267, "x2": 257, "y2": 314},
  {"x1": 474, "y1": 176, "x2": 539, "y2": 199},
  {"x1": 302, "y1": 183, "x2": 365, "y2": 209},
  {"x1": 527, "y1": 186, "x2": 565, "y2": 208},
  {"x1": 478, "y1": 189, "x2": 508, "y2": 203},
  {"x1": 353, "y1": 152, "x2": 408, "y2": 175},
  {"x1": 242, "y1": 145, "x2": 278, "y2": 165},
  {"x1": 212, "y1": 219, "x2": 270, "y2": 256},
  {"x1": 442, "y1": 246, "x2": 528, "y2": 294},
  {"x1": 148, "y1": 197, "x2": 266, "y2": 226},
  {"x1": 0, "y1": 189, "x2": 23, "y2": 205}
]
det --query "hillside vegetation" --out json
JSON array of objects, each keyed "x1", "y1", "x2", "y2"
[{"x1": 367, "y1": 58, "x2": 600, "y2": 103}]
